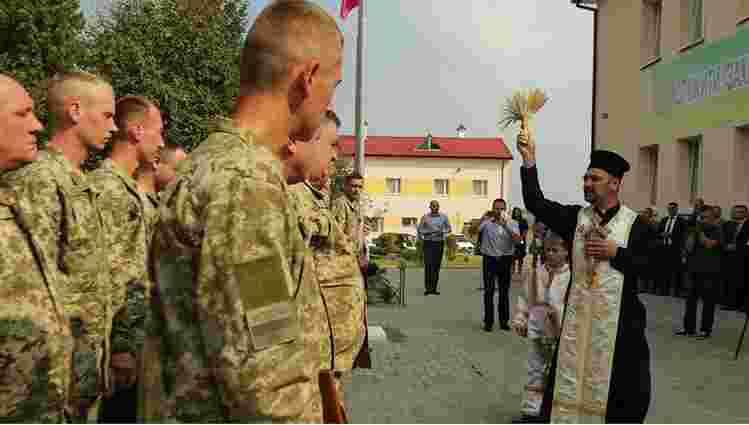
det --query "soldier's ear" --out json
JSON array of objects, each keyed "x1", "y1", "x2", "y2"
[
  {"x1": 68, "y1": 98, "x2": 82, "y2": 124},
  {"x1": 133, "y1": 124, "x2": 145, "y2": 143},
  {"x1": 287, "y1": 139, "x2": 298, "y2": 155},
  {"x1": 279, "y1": 140, "x2": 297, "y2": 160}
]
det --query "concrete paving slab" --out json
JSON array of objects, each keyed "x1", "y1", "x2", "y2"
[{"x1": 344, "y1": 268, "x2": 749, "y2": 424}]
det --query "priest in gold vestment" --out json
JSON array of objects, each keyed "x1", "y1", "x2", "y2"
[{"x1": 517, "y1": 134, "x2": 656, "y2": 423}]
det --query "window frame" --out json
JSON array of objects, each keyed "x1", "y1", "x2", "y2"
[
  {"x1": 686, "y1": 136, "x2": 703, "y2": 203},
  {"x1": 401, "y1": 217, "x2": 418, "y2": 227},
  {"x1": 641, "y1": 0, "x2": 662, "y2": 66},
  {"x1": 679, "y1": 0, "x2": 704, "y2": 52},
  {"x1": 472, "y1": 179, "x2": 488, "y2": 197},
  {"x1": 385, "y1": 177, "x2": 401, "y2": 195},
  {"x1": 433, "y1": 178, "x2": 450, "y2": 196},
  {"x1": 739, "y1": 0, "x2": 749, "y2": 25},
  {"x1": 368, "y1": 217, "x2": 384, "y2": 233}
]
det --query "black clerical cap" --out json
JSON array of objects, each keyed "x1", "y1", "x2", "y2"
[{"x1": 588, "y1": 150, "x2": 630, "y2": 178}]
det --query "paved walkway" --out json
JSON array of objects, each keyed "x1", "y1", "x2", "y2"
[{"x1": 345, "y1": 268, "x2": 749, "y2": 423}]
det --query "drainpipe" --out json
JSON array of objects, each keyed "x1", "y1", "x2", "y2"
[{"x1": 574, "y1": 1, "x2": 598, "y2": 152}]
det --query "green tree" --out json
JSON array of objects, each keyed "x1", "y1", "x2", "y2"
[
  {"x1": 0, "y1": 0, "x2": 86, "y2": 139},
  {"x1": 83, "y1": 0, "x2": 248, "y2": 153}
]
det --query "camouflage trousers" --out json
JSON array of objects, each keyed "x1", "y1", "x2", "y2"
[
  {"x1": 69, "y1": 318, "x2": 109, "y2": 423},
  {"x1": 0, "y1": 317, "x2": 73, "y2": 423}
]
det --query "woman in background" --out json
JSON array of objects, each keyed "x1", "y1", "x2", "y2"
[{"x1": 512, "y1": 208, "x2": 530, "y2": 275}]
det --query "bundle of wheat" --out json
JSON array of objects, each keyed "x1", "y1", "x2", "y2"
[{"x1": 499, "y1": 88, "x2": 549, "y2": 145}]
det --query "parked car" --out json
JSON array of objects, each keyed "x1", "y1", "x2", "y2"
[
  {"x1": 374, "y1": 233, "x2": 417, "y2": 254},
  {"x1": 367, "y1": 240, "x2": 386, "y2": 256},
  {"x1": 454, "y1": 234, "x2": 475, "y2": 254}
]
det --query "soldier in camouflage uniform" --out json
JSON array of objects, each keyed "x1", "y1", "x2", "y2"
[
  {"x1": 5, "y1": 71, "x2": 118, "y2": 421},
  {"x1": 0, "y1": 75, "x2": 74, "y2": 423},
  {"x1": 332, "y1": 172, "x2": 368, "y2": 267},
  {"x1": 90, "y1": 96, "x2": 164, "y2": 367},
  {"x1": 289, "y1": 111, "x2": 367, "y2": 392},
  {"x1": 136, "y1": 143, "x2": 187, "y2": 241},
  {"x1": 132, "y1": 145, "x2": 184, "y2": 422},
  {"x1": 143, "y1": 2, "x2": 344, "y2": 422}
]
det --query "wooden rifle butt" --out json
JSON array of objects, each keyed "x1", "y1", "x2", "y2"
[{"x1": 319, "y1": 370, "x2": 348, "y2": 423}]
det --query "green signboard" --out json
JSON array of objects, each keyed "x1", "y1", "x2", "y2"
[{"x1": 644, "y1": 25, "x2": 749, "y2": 140}]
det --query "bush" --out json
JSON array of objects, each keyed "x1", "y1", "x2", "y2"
[
  {"x1": 400, "y1": 248, "x2": 419, "y2": 263},
  {"x1": 83, "y1": 0, "x2": 248, "y2": 153},
  {"x1": 446, "y1": 235, "x2": 458, "y2": 261}
]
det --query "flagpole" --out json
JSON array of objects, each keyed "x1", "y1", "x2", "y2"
[{"x1": 354, "y1": 0, "x2": 366, "y2": 176}]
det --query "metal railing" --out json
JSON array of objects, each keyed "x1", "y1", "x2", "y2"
[{"x1": 399, "y1": 260, "x2": 407, "y2": 307}]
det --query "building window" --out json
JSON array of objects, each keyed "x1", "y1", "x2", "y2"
[
  {"x1": 641, "y1": 0, "x2": 662, "y2": 64},
  {"x1": 740, "y1": 0, "x2": 749, "y2": 22},
  {"x1": 386, "y1": 178, "x2": 401, "y2": 194},
  {"x1": 434, "y1": 179, "x2": 450, "y2": 196},
  {"x1": 472, "y1": 179, "x2": 488, "y2": 197},
  {"x1": 639, "y1": 146, "x2": 659, "y2": 206},
  {"x1": 367, "y1": 217, "x2": 384, "y2": 233},
  {"x1": 681, "y1": 0, "x2": 703, "y2": 46},
  {"x1": 686, "y1": 136, "x2": 703, "y2": 203},
  {"x1": 402, "y1": 217, "x2": 418, "y2": 227}
]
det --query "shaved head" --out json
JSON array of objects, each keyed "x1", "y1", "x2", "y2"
[
  {"x1": 0, "y1": 74, "x2": 43, "y2": 170},
  {"x1": 0, "y1": 74, "x2": 25, "y2": 103},
  {"x1": 240, "y1": 0, "x2": 343, "y2": 93},
  {"x1": 47, "y1": 70, "x2": 113, "y2": 120},
  {"x1": 46, "y1": 70, "x2": 117, "y2": 151}
]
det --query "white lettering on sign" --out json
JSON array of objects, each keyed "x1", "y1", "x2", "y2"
[{"x1": 672, "y1": 54, "x2": 749, "y2": 105}]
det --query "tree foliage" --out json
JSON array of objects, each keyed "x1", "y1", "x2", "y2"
[
  {"x1": 0, "y1": 0, "x2": 86, "y2": 139},
  {"x1": 83, "y1": 0, "x2": 249, "y2": 152}
]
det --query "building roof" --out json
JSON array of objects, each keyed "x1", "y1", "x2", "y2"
[{"x1": 338, "y1": 135, "x2": 513, "y2": 160}]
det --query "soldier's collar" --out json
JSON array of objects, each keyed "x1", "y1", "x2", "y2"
[
  {"x1": 211, "y1": 117, "x2": 257, "y2": 147},
  {"x1": 45, "y1": 148, "x2": 89, "y2": 185},
  {"x1": 304, "y1": 181, "x2": 328, "y2": 200},
  {"x1": 105, "y1": 159, "x2": 140, "y2": 191}
]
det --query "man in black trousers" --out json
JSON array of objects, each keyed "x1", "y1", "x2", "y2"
[
  {"x1": 516, "y1": 131, "x2": 656, "y2": 423},
  {"x1": 417, "y1": 200, "x2": 452, "y2": 295},
  {"x1": 658, "y1": 202, "x2": 687, "y2": 297},
  {"x1": 722, "y1": 205, "x2": 748, "y2": 311},
  {"x1": 476, "y1": 198, "x2": 521, "y2": 332}
]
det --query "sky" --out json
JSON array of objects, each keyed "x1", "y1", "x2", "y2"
[{"x1": 81, "y1": 0, "x2": 594, "y2": 206}]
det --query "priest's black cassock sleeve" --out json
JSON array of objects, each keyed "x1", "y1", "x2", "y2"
[{"x1": 521, "y1": 165, "x2": 654, "y2": 424}]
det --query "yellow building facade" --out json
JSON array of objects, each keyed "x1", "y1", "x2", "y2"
[{"x1": 339, "y1": 134, "x2": 513, "y2": 237}]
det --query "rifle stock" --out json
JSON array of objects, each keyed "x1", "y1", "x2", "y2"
[{"x1": 319, "y1": 370, "x2": 348, "y2": 424}]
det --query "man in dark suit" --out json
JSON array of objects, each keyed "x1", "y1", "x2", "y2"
[
  {"x1": 658, "y1": 202, "x2": 687, "y2": 297},
  {"x1": 723, "y1": 205, "x2": 748, "y2": 311}
]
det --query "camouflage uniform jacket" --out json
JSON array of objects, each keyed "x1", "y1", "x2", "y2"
[
  {"x1": 135, "y1": 191, "x2": 163, "y2": 422},
  {"x1": 0, "y1": 183, "x2": 73, "y2": 422},
  {"x1": 5, "y1": 149, "x2": 111, "y2": 401},
  {"x1": 290, "y1": 182, "x2": 366, "y2": 372},
  {"x1": 143, "y1": 192, "x2": 160, "y2": 249},
  {"x1": 90, "y1": 159, "x2": 150, "y2": 356},
  {"x1": 331, "y1": 194, "x2": 363, "y2": 255},
  {"x1": 148, "y1": 118, "x2": 331, "y2": 423}
]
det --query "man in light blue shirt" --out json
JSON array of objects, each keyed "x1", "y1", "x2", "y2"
[
  {"x1": 477, "y1": 198, "x2": 521, "y2": 331},
  {"x1": 417, "y1": 200, "x2": 452, "y2": 295}
]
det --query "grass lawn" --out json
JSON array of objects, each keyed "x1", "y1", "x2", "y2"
[{"x1": 374, "y1": 253, "x2": 482, "y2": 269}]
